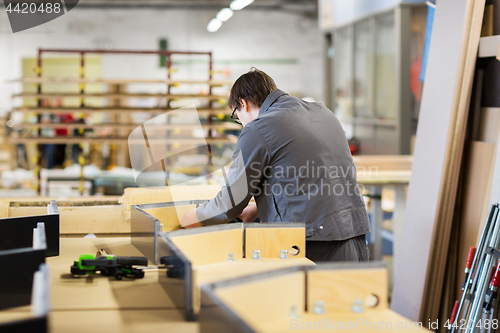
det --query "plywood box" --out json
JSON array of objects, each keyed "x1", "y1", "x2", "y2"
[{"x1": 200, "y1": 263, "x2": 432, "y2": 333}]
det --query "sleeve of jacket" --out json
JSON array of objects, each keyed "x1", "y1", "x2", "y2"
[{"x1": 196, "y1": 127, "x2": 270, "y2": 226}]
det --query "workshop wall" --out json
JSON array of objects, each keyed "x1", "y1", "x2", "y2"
[{"x1": 0, "y1": 7, "x2": 323, "y2": 116}]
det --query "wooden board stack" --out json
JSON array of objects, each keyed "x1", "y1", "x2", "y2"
[{"x1": 392, "y1": 0, "x2": 500, "y2": 326}]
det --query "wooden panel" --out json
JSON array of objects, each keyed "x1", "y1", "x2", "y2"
[
  {"x1": 14, "y1": 92, "x2": 228, "y2": 100},
  {"x1": 122, "y1": 185, "x2": 222, "y2": 229},
  {"x1": 478, "y1": 120, "x2": 500, "y2": 241},
  {"x1": 0, "y1": 199, "x2": 9, "y2": 218},
  {"x1": 307, "y1": 268, "x2": 388, "y2": 313},
  {"x1": 214, "y1": 271, "x2": 305, "y2": 328},
  {"x1": 11, "y1": 122, "x2": 241, "y2": 130},
  {"x1": 353, "y1": 155, "x2": 412, "y2": 184},
  {"x1": 193, "y1": 258, "x2": 313, "y2": 315},
  {"x1": 47, "y1": 238, "x2": 177, "y2": 311},
  {"x1": 352, "y1": 155, "x2": 413, "y2": 171},
  {"x1": 455, "y1": 141, "x2": 496, "y2": 300},
  {"x1": 0, "y1": 306, "x2": 33, "y2": 325},
  {"x1": 143, "y1": 207, "x2": 184, "y2": 232},
  {"x1": 195, "y1": 258, "x2": 313, "y2": 287},
  {"x1": 260, "y1": 309, "x2": 430, "y2": 332},
  {"x1": 11, "y1": 107, "x2": 233, "y2": 115},
  {"x1": 392, "y1": 0, "x2": 485, "y2": 322},
  {"x1": 245, "y1": 227, "x2": 305, "y2": 259},
  {"x1": 49, "y1": 309, "x2": 197, "y2": 333},
  {"x1": 422, "y1": 0, "x2": 486, "y2": 322},
  {"x1": 10, "y1": 205, "x2": 127, "y2": 234},
  {"x1": 9, "y1": 136, "x2": 237, "y2": 144},
  {"x1": 171, "y1": 229, "x2": 243, "y2": 266},
  {"x1": 11, "y1": 77, "x2": 233, "y2": 86}
]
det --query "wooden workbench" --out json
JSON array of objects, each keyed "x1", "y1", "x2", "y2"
[
  {"x1": 52, "y1": 238, "x2": 197, "y2": 332},
  {"x1": 1, "y1": 234, "x2": 311, "y2": 332},
  {"x1": 2, "y1": 237, "x2": 198, "y2": 333},
  {"x1": 353, "y1": 155, "x2": 412, "y2": 263}
]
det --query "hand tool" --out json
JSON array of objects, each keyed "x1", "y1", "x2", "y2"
[{"x1": 70, "y1": 254, "x2": 148, "y2": 280}]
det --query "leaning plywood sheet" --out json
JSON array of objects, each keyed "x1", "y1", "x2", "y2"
[
  {"x1": 423, "y1": 0, "x2": 486, "y2": 322},
  {"x1": 392, "y1": 0, "x2": 485, "y2": 322},
  {"x1": 454, "y1": 141, "x2": 495, "y2": 303},
  {"x1": 479, "y1": 124, "x2": 500, "y2": 232}
]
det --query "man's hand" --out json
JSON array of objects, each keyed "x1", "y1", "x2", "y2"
[
  {"x1": 238, "y1": 204, "x2": 259, "y2": 222},
  {"x1": 180, "y1": 208, "x2": 202, "y2": 229}
]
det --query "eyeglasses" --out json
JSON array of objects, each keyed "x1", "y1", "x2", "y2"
[{"x1": 231, "y1": 107, "x2": 242, "y2": 125}]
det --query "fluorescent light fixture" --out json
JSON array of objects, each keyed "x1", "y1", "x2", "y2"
[
  {"x1": 207, "y1": 18, "x2": 223, "y2": 32},
  {"x1": 230, "y1": 0, "x2": 254, "y2": 10},
  {"x1": 216, "y1": 8, "x2": 234, "y2": 22}
]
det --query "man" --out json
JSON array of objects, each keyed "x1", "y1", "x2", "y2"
[{"x1": 180, "y1": 68, "x2": 370, "y2": 262}]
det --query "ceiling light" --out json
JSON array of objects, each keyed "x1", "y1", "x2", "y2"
[
  {"x1": 230, "y1": 0, "x2": 254, "y2": 11},
  {"x1": 216, "y1": 8, "x2": 233, "y2": 22},
  {"x1": 207, "y1": 18, "x2": 223, "y2": 32}
]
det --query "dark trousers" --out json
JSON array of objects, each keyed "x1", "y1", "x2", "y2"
[{"x1": 305, "y1": 234, "x2": 368, "y2": 263}]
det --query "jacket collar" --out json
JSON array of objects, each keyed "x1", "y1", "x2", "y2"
[{"x1": 258, "y1": 89, "x2": 288, "y2": 115}]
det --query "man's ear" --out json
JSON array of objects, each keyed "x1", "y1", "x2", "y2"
[{"x1": 240, "y1": 99, "x2": 249, "y2": 112}]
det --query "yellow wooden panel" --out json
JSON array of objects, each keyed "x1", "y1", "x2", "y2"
[
  {"x1": 0, "y1": 306, "x2": 33, "y2": 325},
  {"x1": 0, "y1": 199, "x2": 9, "y2": 218},
  {"x1": 215, "y1": 271, "x2": 305, "y2": 326},
  {"x1": 260, "y1": 309, "x2": 431, "y2": 332},
  {"x1": 121, "y1": 185, "x2": 222, "y2": 206},
  {"x1": 195, "y1": 258, "x2": 313, "y2": 287},
  {"x1": 9, "y1": 205, "x2": 126, "y2": 234},
  {"x1": 171, "y1": 228, "x2": 243, "y2": 266},
  {"x1": 143, "y1": 206, "x2": 191, "y2": 232},
  {"x1": 192, "y1": 256, "x2": 312, "y2": 314},
  {"x1": 245, "y1": 227, "x2": 305, "y2": 259},
  {"x1": 49, "y1": 309, "x2": 197, "y2": 333},
  {"x1": 307, "y1": 268, "x2": 388, "y2": 313},
  {"x1": 22, "y1": 56, "x2": 103, "y2": 108},
  {"x1": 121, "y1": 185, "x2": 222, "y2": 228}
]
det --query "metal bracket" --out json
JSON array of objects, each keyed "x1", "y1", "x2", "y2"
[{"x1": 486, "y1": 247, "x2": 500, "y2": 258}]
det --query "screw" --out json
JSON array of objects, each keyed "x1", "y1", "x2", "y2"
[
  {"x1": 313, "y1": 300, "x2": 325, "y2": 314},
  {"x1": 279, "y1": 250, "x2": 289, "y2": 259},
  {"x1": 252, "y1": 250, "x2": 261, "y2": 259},
  {"x1": 352, "y1": 299, "x2": 364, "y2": 313},
  {"x1": 290, "y1": 305, "x2": 298, "y2": 318}
]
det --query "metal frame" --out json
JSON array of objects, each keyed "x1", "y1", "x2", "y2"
[{"x1": 131, "y1": 200, "x2": 210, "y2": 265}]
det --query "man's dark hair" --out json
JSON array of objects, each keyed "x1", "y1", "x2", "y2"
[{"x1": 228, "y1": 68, "x2": 277, "y2": 110}]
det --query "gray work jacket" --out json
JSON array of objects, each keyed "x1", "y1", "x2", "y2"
[{"x1": 196, "y1": 89, "x2": 371, "y2": 241}]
